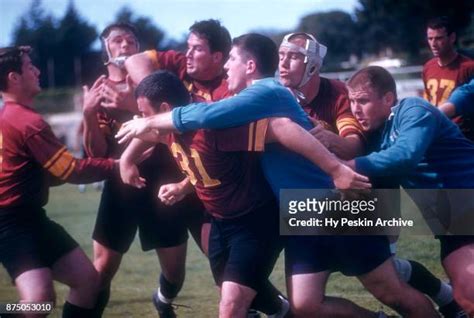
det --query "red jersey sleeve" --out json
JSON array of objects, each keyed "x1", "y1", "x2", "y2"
[
  {"x1": 214, "y1": 119, "x2": 269, "y2": 152},
  {"x1": 145, "y1": 50, "x2": 187, "y2": 79},
  {"x1": 332, "y1": 90, "x2": 364, "y2": 139},
  {"x1": 24, "y1": 121, "x2": 116, "y2": 184}
]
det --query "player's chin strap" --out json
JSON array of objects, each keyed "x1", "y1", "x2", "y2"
[
  {"x1": 102, "y1": 35, "x2": 140, "y2": 69},
  {"x1": 280, "y1": 32, "x2": 327, "y2": 90}
]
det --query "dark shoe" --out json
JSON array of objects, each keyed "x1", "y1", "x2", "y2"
[
  {"x1": 439, "y1": 300, "x2": 468, "y2": 318},
  {"x1": 152, "y1": 291, "x2": 176, "y2": 318}
]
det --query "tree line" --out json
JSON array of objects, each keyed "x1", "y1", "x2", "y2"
[{"x1": 11, "y1": 0, "x2": 474, "y2": 89}]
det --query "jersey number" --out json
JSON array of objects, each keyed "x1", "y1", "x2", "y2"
[
  {"x1": 170, "y1": 142, "x2": 221, "y2": 188},
  {"x1": 426, "y1": 79, "x2": 455, "y2": 105}
]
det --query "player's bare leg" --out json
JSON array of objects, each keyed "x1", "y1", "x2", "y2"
[
  {"x1": 92, "y1": 240, "x2": 123, "y2": 315},
  {"x1": 220, "y1": 281, "x2": 257, "y2": 318},
  {"x1": 15, "y1": 267, "x2": 56, "y2": 318},
  {"x1": 52, "y1": 247, "x2": 100, "y2": 307},
  {"x1": 359, "y1": 258, "x2": 439, "y2": 318},
  {"x1": 152, "y1": 242, "x2": 188, "y2": 316},
  {"x1": 288, "y1": 271, "x2": 378, "y2": 317},
  {"x1": 443, "y1": 243, "x2": 474, "y2": 316}
]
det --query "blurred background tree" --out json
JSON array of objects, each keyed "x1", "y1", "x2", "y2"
[{"x1": 10, "y1": 0, "x2": 474, "y2": 88}]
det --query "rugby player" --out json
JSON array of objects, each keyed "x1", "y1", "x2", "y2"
[
  {"x1": 348, "y1": 65, "x2": 474, "y2": 316},
  {"x1": 423, "y1": 16, "x2": 474, "y2": 140},
  {"x1": 278, "y1": 32, "x2": 365, "y2": 160},
  {"x1": 121, "y1": 20, "x2": 287, "y2": 317},
  {"x1": 82, "y1": 23, "x2": 207, "y2": 318},
  {"x1": 116, "y1": 33, "x2": 437, "y2": 318},
  {"x1": 0, "y1": 46, "x2": 116, "y2": 317},
  {"x1": 279, "y1": 32, "x2": 464, "y2": 317}
]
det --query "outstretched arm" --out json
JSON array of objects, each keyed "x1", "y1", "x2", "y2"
[
  {"x1": 266, "y1": 118, "x2": 371, "y2": 189},
  {"x1": 119, "y1": 138, "x2": 155, "y2": 188},
  {"x1": 115, "y1": 112, "x2": 176, "y2": 144}
]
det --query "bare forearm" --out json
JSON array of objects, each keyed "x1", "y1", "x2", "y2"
[
  {"x1": 147, "y1": 112, "x2": 178, "y2": 133},
  {"x1": 121, "y1": 138, "x2": 154, "y2": 166}
]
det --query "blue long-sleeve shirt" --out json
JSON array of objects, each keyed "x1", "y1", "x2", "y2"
[
  {"x1": 355, "y1": 97, "x2": 474, "y2": 188},
  {"x1": 448, "y1": 78, "x2": 474, "y2": 117},
  {"x1": 172, "y1": 78, "x2": 334, "y2": 195}
]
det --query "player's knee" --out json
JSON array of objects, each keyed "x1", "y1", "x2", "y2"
[
  {"x1": 72, "y1": 266, "x2": 100, "y2": 294},
  {"x1": 453, "y1": 281, "x2": 474, "y2": 314},
  {"x1": 22, "y1": 285, "x2": 56, "y2": 304},
  {"x1": 376, "y1": 290, "x2": 403, "y2": 310},
  {"x1": 93, "y1": 251, "x2": 121, "y2": 284}
]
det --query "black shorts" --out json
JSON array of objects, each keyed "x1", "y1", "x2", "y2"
[
  {"x1": 0, "y1": 207, "x2": 79, "y2": 280},
  {"x1": 285, "y1": 235, "x2": 391, "y2": 277},
  {"x1": 93, "y1": 180, "x2": 205, "y2": 253},
  {"x1": 208, "y1": 201, "x2": 283, "y2": 291},
  {"x1": 438, "y1": 235, "x2": 474, "y2": 260}
]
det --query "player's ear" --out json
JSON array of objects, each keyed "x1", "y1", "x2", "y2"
[
  {"x1": 7, "y1": 71, "x2": 20, "y2": 86},
  {"x1": 246, "y1": 59, "x2": 257, "y2": 75},
  {"x1": 382, "y1": 91, "x2": 395, "y2": 107},
  {"x1": 212, "y1": 51, "x2": 223, "y2": 65},
  {"x1": 160, "y1": 101, "x2": 172, "y2": 113}
]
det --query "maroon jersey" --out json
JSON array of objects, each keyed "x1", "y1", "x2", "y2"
[
  {"x1": 164, "y1": 119, "x2": 274, "y2": 219},
  {"x1": 423, "y1": 54, "x2": 474, "y2": 139},
  {"x1": 145, "y1": 50, "x2": 231, "y2": 102},
  {"x1": 423, "y1": 54, "x2": 474, "y2": 106},
  {"x1": 0, "y1": 102, "x2": 115, "y2": 208},
  {"x1": 94, "y1": 105, "x2": 185, "y2": 186},
  {"x1": 303, "y1": 77, "x2": 364, "y2": 139}
]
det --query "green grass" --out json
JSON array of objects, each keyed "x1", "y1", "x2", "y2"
[{"x1": 0, "y1": 185, "x2": 445, "y2": 317}]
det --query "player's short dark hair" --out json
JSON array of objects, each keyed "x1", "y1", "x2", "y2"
[
  {"x1": 189, "y1": 19, "x2": 232, "y2": 59},
  {"x1": 232, "y1": 33, "x2": 278, "y2": 77},
  {"x1": 135, "y1": 70, "x2": 190, "y2": 110},
  {"x1": 100, "y1": 23, "x2": 139, "y2": 63},
  {"x1": 427, "y1": 16, "x2": 454, "y2": 35},
  {"x1": 0, "y1": 46, "x2": 31, "y2": 91},
  {"x1": 347, "y1": 66, "x2": 397, "y2": 100}
]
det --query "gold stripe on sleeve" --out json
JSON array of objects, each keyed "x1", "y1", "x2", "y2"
[
  {"x1": 47, "y1": 150, "x2": 74, "y2": 178},
  {"x1": 43, "y1": 146, "x2": 67, "y2": 169},
  {"x1": 254, "y1": 119, "x2": 269, "y2": 151},
  {"x1": 61, "y1": 158, "x2": 76, "y2": 180},
  {"x1": 247, "y1": 122, "x2": 255, "y2": 151}
]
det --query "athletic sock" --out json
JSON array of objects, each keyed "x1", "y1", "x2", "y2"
[
  {"x1": 158, "y1": 273, "x2": 182, "y2": 301},
  {"x1": 250, "y1": 281, "x2": 282, "y2": 315},
  {"x1": 407, "y1": 260, "x2": 453, "y2": 306},
  {"x1": 93, "y1": 286, "x2": 111, "y2": 317},
  {"x1": 62, "y1": 301, "x2": 97, "y2": 318}
]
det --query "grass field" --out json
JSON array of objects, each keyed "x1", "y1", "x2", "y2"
[{"x1": 0, "y1": 185, "x2": 445, "y2": 317}]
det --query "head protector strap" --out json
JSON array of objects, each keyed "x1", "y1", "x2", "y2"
[{"x1": 101, "y1": 29, "x2": 139, "y2": 69}]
